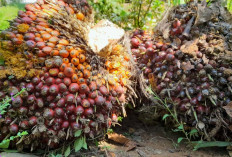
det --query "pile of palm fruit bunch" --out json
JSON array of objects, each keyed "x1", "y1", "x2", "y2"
[
  {"x1": 0, "y1": 0, "x2": 135, "y2": 151},
  {"x1": 131, "y1": 0, "x2": 232, "y2": 141}
]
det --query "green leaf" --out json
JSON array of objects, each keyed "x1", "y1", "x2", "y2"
[
  {"x1": 189, "y1": 129, "x2": 198, "y2": 136},
  {"x1": 55, "y1": 154, "x2": 63, "y2": 157},
  {"x1": 64, "y1": 146, "x2": 71, "y2": 157},
  {"x1": 0, "y1": 59, "x2": 4, "y2": 65},
  {"x1": 192, "y1": 141, "x2": 232, "y2": 151},
  {"x1": 178, "y1": 124, "x2": 184, "y2": 130},
  {"x1": 75, "y1": 130, "x2": 82, "y2": 137},
  {"x1": 177, "y1": 137, "x2": 184, "y2": 143},
  {"x1": 0, "y1": 149, "x2": 18, "y2": 153},
  {"x1": 82, "y1": 136, "x2": 88, "y2": 150},
  {"x1": 0, "y1": 140, "x2": 10, "y2": 149},
  {"x1": 74, "y1": 137, "x2": 83, "y2": 152},
  {"x1": 162, "y1": 114, "x2": 170, "y2": 120},
  {"x1": 21, "y1": 131, "x2": 28, "y2": 136}
]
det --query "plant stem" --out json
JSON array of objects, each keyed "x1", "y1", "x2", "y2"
[
  {"x1": 137, "y1": 0, "x2": 143, "y2": 28},
  {"x1": 143, "y1": 0, "x2": 154, "y2": 20}
]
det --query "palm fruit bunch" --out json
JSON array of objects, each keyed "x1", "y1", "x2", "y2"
[
  {"x1": 0, "y1": 0, "x2": 133, "y2": 151},
  {"x1": 132, "y1": 0, "x2": 232, "y2": 140}
]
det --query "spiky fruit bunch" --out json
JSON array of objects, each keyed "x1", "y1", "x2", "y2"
[
  {"x1": 0, "y1": 0, "x2": 132, "y2": 151},
  {"x1": 132, "y1": 1, "x2": 232, "y2": 140}
]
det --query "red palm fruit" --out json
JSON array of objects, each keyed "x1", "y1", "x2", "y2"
[
  {"x1": 173, "y1": 19, "x2": 181, "y2": 28},
  {"x1": 75, "y1": 105, "x2": 84, "y2": 115},
  {"x1": 58, "y1": 83, "x2": 68, "y2": 93},
  {"x1": 45, "y1": 77, "x2": 55, "y2": 86},
  {"x1": 4, "y1": 117, "x2": 12, "y2": 125},
  {"x1": 64, "y1": 67, "x2": 74, "y2": 77},
  {"x1": 57, "y1": 98, "x2": 66, "y2": 107},
  {"x1": 64, "y1": 78, "x2": 72, "y2": 86},
  {"x1": 79, "y1": 83, "x2": 89, "y2": 94},
  {"x1": 20, "y1": 120, "x2": 29, "y2": 129},
  {"x1": 37, "y1": 98, "x2": 44, "y2": 108},
  {"x1": 114, "y1": 85, "x2": 124, "y2": 94},
  {"x1": 69, "y1": 83, "x2": 79, "y2": 93},
  {"x1": 89, "y1": 81, "x2": 97, "y2": 91},
  {"x1": 61, "y1": 121, "x2": 69, "y2": 129},
  {"x1": 196, "y1": 105, "x2": 205, "y2": 114},
  {"x1": 9, "y1": 124, "x2": 19, "y2": 135},
  {"x1": 49, "y1": 68, "x2": 59, "y2": 77},
  {"x1": 42, "y1": 46, "x2": 53, "y2": 54},
  {"x1": 47, "y1": 95, "x2": 55, "y2": 102},
  {"x1": 1, "y1": 126, "x2": 9, "y2": 135},
  {"x1": 29, "y1": 116, "x2": 37, "y2": 126},
  {"x1": 95, "y1": 96, "x2": 106, "y2": 106},
  {"x1": 145, "y1": 40, "x2": 153, "y2": 48},
  {"x1": 25, "y1": 4, "x2": 35, "y2": 11},
  {"x1": 89, "y1": 91, "x2": 97, "y2": 99},
  {"x1": 26, "y1": 40, "x2": 36, "y2": 48},
  {"x1": 41, "y1": 85, "x2": 49, "y2": 96},
  {"x1": 49, "y1": 36, "x2": 59, "y2": 44},
  {"x1": 108, "y1": 96, "x2": 116, "y2": 103},
  {"x1": 66, "y1": 105, "x2": 75, "y2": 114},
  {"x1": 36, "y1": 41, "x2": 46, "y2": 49},
  {"x1": 105, "y1": 101, "x2": 112, "y2": 110},
  {"x1": 99, "y1": 86, "x2": 109, "y2": 96},
  {"x1": 111, "y1": 113, "x2": 118, "y2": 122},
  {"x1": 88, "y1": 98, "x2": 95, "y2": 106},
  {"x1": 12, "y1": 96, "x2": 23, "y2": 108},
  {"x1": 32, "y1": 77, "x2": 41, "y2": 85},
  {"x1": 12, "y1": 38, "x2": 23, "y2": 45},
  {"x1": 81, "y1": 99, "x2": 90, "y2": 108},
  {"x1": 49, "y1": 84, "x2": 59, "y2": 95},
  {"x1": 24, "y1": 33, "x2": 35, "y2": 40},
  {"x1": 58, "y1": 72, "x2": 65, "y2": 79},
  {"x1": 131, "y1": 38, "x2": 140, "y2": 48},
  {"x1": 44, "y1": 72, "x2": 50, "y2": 79},
  {"x1": 69, "y1": 114, "x2": 77, "y2": 122},
  {"x1": 27, "y1": 95, "x2": 36, "y2": 105},
  {"x1": 75, "y1": 96, "x2": 82, "y2": 105},
  {"x1": 60, "y1": 63, "x2": 68, "y2": 72},
  {"x1": 54, "y1": 57, "x2": 63, "y2": 67},
  {"x1": 79, "y1": 93, "x2": 86, "y2": 99},
  {"x1": 77, "y1": 78, "x2": 86, "y2": 84},
  {"x1": 18, "y1": 106, "x2": 28, "y2": 115},
  {"x1": 55, "y1": 78, "x2": 62, "y2": 84},
  {"x1": 89, "y1": 121, "x2": 97, "y2": 128},
  {"x1": 66, "y1": 94, "x2": 75, "y2": 104},
  {"x1": 21, "y1": 16, "x2": 32, "y2": 24},
  {"x1": 55, "y1": 108, "x2": 65, "y2": 117},
  {"x1": 43, "y1": 108, "x2": 55, "y2": 120},
  {"x1": 71, "y1": 122, "x2": 81, "y2": 130},
  {"x1": 35, "y1": 37, "x2": 43, "y2": 42},
  {"x1": 84, "y1": 108, "x2": 94, "y2": 117},
  {"x1": 26, "y1": 83, "x2": 35, "y2": 93}
]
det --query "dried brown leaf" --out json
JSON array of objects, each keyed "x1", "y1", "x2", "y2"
[
  {"x1": 180, "y1": 40, "x2": 199, "y2": 57},
  {"x1": 181, "y1": 61, "x2": 194, "y2": 72},
  {"x1": 107, "y1": 133, "x2": 137, "y2": 151},
  {"x1": 223, "y1": 102, "x2": 232, "y2": 118}
]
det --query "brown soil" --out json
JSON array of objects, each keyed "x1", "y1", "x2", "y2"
[{"x1": 78, "y1": 110, "x2": 229, "y2": 157}]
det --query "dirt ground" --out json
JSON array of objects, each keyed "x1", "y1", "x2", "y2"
[
  {"x1": 75, "y1": 110, "x2": 230, "y2": 157},
  {"x1": 0, "y1": 110, "x2": 230, "y2": 157}
]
